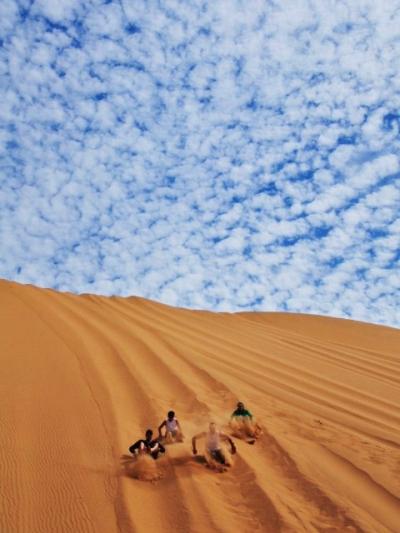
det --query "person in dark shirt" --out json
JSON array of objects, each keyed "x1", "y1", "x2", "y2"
[{"x1": 129, "y1": 429, "x2": 166, "y2": 460}]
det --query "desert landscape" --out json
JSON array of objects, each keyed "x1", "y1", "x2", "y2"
[{"x1": 0, "y1": 278, "x2": 399, "y2": 532}]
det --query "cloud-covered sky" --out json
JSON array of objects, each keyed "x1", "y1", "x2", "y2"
[{"x1": 1, "y1": 0, "x2": 399, "y2": 327}]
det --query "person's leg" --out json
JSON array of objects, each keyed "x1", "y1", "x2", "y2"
[
  {"x1": 165, "y1": 431, "x2": 174, "y2": 443},
  {"x1": 172, "y1": 429, "x2": 184, "y2": 442},
  {"x1": 212, "y1": 449, "x2": 226, "y2": 464},
  {"x1": 176, "y1": 430, "x2": 184, "y2": 442},
  {"x1": 243, "y1": 418, "x2": 256, "y2": 437},
  {"x1": 254, "y1": 422, "x2": 262, "y2": 437},
  {"x1": 230, "y1": 416, "x2": 248, "y2": 439}
]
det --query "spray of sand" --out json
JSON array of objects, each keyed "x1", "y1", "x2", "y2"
[
  {"x1": 127, "y1": 455, "x2": 163, "y2": 482},
  {"x1": 229, "y1": 418, "x2": 262, "y2": 440}
]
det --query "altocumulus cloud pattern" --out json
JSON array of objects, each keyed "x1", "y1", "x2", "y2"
[{"x1": 0, "y1": 0, "x2": 399, "y2": 327}]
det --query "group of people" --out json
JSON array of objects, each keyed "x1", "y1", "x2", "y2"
[{"x1": 128, "y1": 402, "x2": 260, "y2": 467}]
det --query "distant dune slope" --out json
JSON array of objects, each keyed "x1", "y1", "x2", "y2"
[{"x1": 0, "y1": 280, "x2": 399, "y2": 533}]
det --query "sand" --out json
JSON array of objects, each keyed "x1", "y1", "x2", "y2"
[{"x1": 0, "y1": 279, "x2": 399, "y2": 532}]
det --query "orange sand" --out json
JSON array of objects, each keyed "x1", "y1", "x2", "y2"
[{"x1": 0, "y1": 279, "x2": 399, "y2": 532}]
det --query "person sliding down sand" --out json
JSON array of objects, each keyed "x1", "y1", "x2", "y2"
[
  {"x1": 192, "y1": 422, "x2": 236, "y2": 470},
  {"x1": 230, "y1": 402, "x2": 262, "y2": 441},
  {"x1": 129, "y1": 429, "x2": 165, "y2": 460},
  {"x1": 158, "y1": 411, "x2": 184, "y2": 443}
]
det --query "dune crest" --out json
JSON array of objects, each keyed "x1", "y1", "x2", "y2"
[{"x1": 0, "y1": 279, "x2": 399, "y2": 532}]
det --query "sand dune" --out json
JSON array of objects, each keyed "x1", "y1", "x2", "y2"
[{"x1": 0, "y1": 279, "x2": 399, "y2": 533}]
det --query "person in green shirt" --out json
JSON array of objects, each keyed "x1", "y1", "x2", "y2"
[
  {"x1": 230, "y1": 402, "x2": 262, "y2": 440},
  {"x1": 231, "y1": 402, "x2": 253, "y2": 419}
]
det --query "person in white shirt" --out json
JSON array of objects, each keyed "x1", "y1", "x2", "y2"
[
  {"x1": 192, "y1": 422, "x2": 236, "y2": 466},
  {"x1": 158, "y1": 410, "x2": 184, "y2": 442}
]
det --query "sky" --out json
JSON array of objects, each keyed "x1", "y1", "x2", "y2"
[{"x1": 0, "y1": 0, "x2": 399, "y2": 328}]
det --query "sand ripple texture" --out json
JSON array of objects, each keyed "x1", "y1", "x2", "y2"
[{"x1": 0, "y1": 280, "x2": 399, "y2": 533}]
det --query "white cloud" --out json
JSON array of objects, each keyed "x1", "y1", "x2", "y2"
[
  {"x1": 0, "y1": 0, "x2": 399, "y2": 327},
  {"x1": 32, "y1": 0, "x2": 82, "y2": 23}
]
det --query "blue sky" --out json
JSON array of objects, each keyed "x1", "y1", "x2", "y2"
[{"x1": 0, "y1": 0, "x2": 399, "y2": 327}]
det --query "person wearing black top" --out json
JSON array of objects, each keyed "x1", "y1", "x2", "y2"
[{"x1": 129, "y1": 429, "x2": 165, "y2": 459}]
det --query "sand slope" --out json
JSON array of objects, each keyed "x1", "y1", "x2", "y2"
[{"x1": 0, "y1": 279, "x2": 399, "y2": 533}]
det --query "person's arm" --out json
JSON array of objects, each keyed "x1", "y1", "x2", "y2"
[
  {"x1": 129, "y1": 439, "x2": 143, "y2": 454},
  {"x1": 157, "y1": 441, "x2": 166, "y2": 454},
  {"x1": 220, "y1": 433, "x2": 236, "y2": 454},
  {"x1": 176, "y1": 419, "x2": 182, "y2": 431},
  {"x1": 149, "y1": 439, "x2": 165, "y2": 453},
  {"x1": 192, "y1": 432, "x2": 206, "y2": 454},
  {"x1": 158, "y1": 420, "x2": 166, "y2": 437}
]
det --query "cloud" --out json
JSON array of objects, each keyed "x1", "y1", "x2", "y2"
[{"x1": 0, "y1": 0, "x2": 399, "y2": 328}]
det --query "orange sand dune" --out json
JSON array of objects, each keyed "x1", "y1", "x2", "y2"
[{"x1": 0, "y1": 279, "x2": 399, "y2": 533}]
